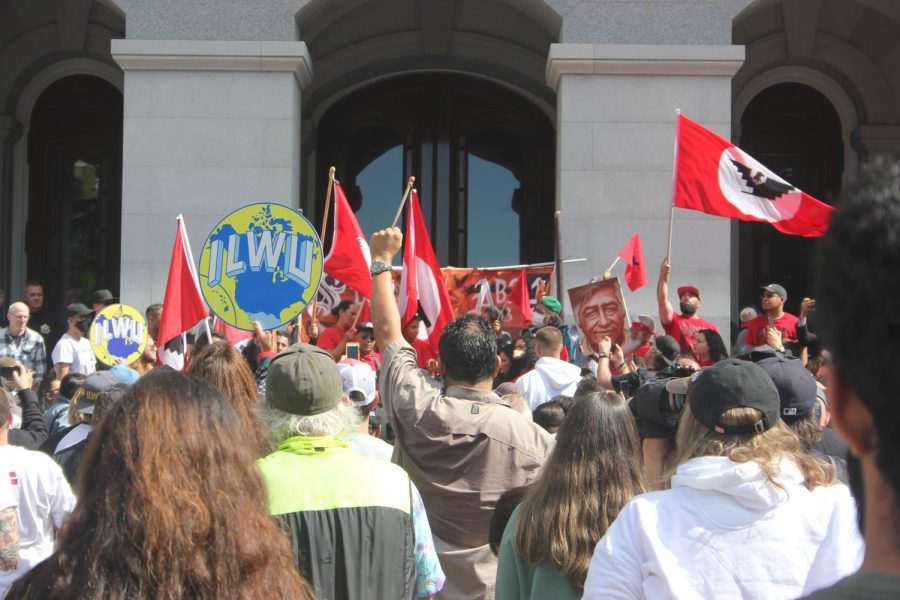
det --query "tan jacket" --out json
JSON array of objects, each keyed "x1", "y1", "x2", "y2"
[{"x1": 379, "y1": 340, "x2": 554, "y2": 549}]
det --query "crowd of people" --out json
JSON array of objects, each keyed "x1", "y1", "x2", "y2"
[{"x1": 0, "y1": 157, "x2": 896, "y2": 598}]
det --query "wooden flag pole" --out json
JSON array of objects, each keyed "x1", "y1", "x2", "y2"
[
  {"x1": 554, "y1": 211, "x2": 564, "y2": 319},
  {"x1": 667, "y1": 109, "x2": 681, "y2": 260},
  {"x1": 351, "y1": 298, "x2": 367, "y2": 330},
  {"x1": 606, "y1": 255, "x2": 621, "y2": 273},
  {"x1": 390, "y1": 176, "x2": 416, "y2": 228},
  {"x1": 313, "y1": 166, "x2": 336, "y2": 318}
]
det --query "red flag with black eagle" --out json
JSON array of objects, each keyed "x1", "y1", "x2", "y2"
[
  {"x1": 674, "y1": 114, "x2": 834, "y2": 237},
  {"x1": 157, "y1": 215, "x2": 208, "y2": 370},
  {"x1": 507, "y1": 270, "x2": 533, "y2": 324},
  {"x1": 323, "y1": 181, "x2": 373, "y2": 298},
  {"x1": 398, "y1": 190, "x2": 455, "y2": 356},
  {"x1": 618, "y1": 233, "x2": 647, "y2": 291}
]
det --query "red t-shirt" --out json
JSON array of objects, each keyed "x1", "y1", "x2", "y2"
[
  {"x1": 745, "y1": 313, "x2": 799, "y2": 348},
  {"x1": 412, "y1": 339, "x2": 435, "y2": 369},
  {"x1": 663, "y1": 313, "x2": 718, "y2": 355},
  {"x1": 360, "y1": 351, "x2": 383, "y2": 372},
  {"x1": 316, "y1": 325, "x2": 346, "y2": 350}
]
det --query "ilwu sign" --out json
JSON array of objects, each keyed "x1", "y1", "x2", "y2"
[{"x1": 198, "y1": 203, "x2": 324, "y2": 331}]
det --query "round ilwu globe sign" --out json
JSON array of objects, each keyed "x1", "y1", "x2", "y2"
[
  {"x1": 198, "y1": 203, "x2": 324, "y2": 331},
  {"x1": 89, "y1": 304, "x2": 148, "y2": 366}
]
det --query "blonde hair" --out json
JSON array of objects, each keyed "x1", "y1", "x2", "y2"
[{"x1": 670, "y1": 404, "x2": 834, "y2": 490}]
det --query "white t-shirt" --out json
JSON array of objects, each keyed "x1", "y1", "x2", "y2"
[
  {"x1": 0, "y1": 444, "x2": 76, "y2": 595},
  {"x1": 0, "y1": 479, "x2": 16, "y2": 511},
  {"x1": 346, "y1": 432, "x2": 394, "y2": 462},
  {"x1": 51, "y1": 333, "x2": 96, "y2": 375}
]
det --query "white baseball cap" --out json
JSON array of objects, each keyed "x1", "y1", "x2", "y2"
[{"x1": 336, "y1": 359, "x2": 377, "y2": 407}]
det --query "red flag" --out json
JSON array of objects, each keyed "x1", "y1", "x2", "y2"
[
  {"x1": 324, "y1": 181, "x2": 372, "y2": 298},
  {"x1": 398, "y1": 191, "x2": 455, "y2": 356},
  {"x1": 157, "y1": 215, "x2": 208, "y2": 369},
  {"x1": 618, "y1": 233, "x2": 647, "y2": 292},
  {"x1": 508, "y1": 270, "x2": 533, "y2": 324},
  {"x1": 674, "y1": 114, "x2": 834, "y2": 237}
]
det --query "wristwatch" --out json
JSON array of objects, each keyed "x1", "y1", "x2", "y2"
[
  {"x1": 370, "y1": 260, "x2": 391, "y2": 277},
  {"x1": 597, "y1": 351, "x2": 609, "y2": 359}
]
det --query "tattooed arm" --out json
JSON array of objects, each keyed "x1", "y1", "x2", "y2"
[{"x1": 0, "y1": 506, "x2": 19, "y2": 571}]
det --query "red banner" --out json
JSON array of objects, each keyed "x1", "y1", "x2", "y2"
[{"x1": 311, "y1": 266, "x2": 553, "y2": 335}]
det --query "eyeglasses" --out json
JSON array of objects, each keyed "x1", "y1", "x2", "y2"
[{"x1": 358, "y1": 332, "x2": 375, "y2": 341}]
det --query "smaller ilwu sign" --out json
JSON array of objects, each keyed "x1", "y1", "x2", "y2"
[{"x1": 89, "y1": 304, "x2": 148, "y2": 366}]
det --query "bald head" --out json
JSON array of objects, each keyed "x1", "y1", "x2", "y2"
[{"x1": 7, "y1": 302, "x2": 29, "y2": 336}]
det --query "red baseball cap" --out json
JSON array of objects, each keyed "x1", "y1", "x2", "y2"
[{"x1": 677, "y1": 286, "x2": 701, "y2": 300}]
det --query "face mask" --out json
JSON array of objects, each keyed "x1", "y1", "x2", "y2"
[
  {"x1": 679, "y1": 302, "x2": 698, "y2": 316},
  {"x1": 76, "y1": 319, "x2": 91, "y2": 335}
]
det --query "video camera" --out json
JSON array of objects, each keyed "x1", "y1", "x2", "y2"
[{"x1": 629, "y1": 363, "x2": 697, "y2": 434}]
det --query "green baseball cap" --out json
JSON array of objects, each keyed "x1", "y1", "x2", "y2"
[
  {"x1": 265, "y1": 343, "x2": 343, "y2": 416},
  {"x1": 539, "y1": 296, "x2": 562, "y2": 314}
]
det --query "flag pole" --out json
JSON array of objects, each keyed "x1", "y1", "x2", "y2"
[
  {"x1": 554, "y1": 211, "x2": 564, "y2": 319},
  {"x1": 667, "y1": 109, "x2": 681, "y2": 260},
  {"x1": 391, "y1": 176, "x2": 416, "y2": 228},
  {"x1": 351, "y1": 298, "x2": 367, "y2": 330},
  {"x1": 313, "y1": 166, "x2": 336, "y2": 319},
  {"x1": 606, "y1": 256, "x2": 621, "y2": 273}
]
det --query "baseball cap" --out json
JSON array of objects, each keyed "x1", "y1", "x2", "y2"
[
  {"x1": 755, "y1": 355, "x2": 816, "y2": 422},
  {"x1": 539, "y1": 296, "x2": 562, "y2": 314},
  {"x1": 357, "y1": 321, "x2": 374, "y2": 332},
  {"x1": 677, "y1": 286, "x2": 701, "y2": 300},
  {"x1": 336, "y1": 360, "x2": 377, "y2": 407},
  {"x1": 631, "y1": 315, "x2": 657, "y2": 336},
  {"x1": 266, "y1": 343, "x2": 343, "y2": 416},
  {"x1": 760, "y1": 283, "x2": 788, "y2": 300},
  {"x1": 66, "y1": 303, "x2": 92, "y2": 318},
  {"x1": 109, "y1": 364, "x2": 140, "y2": 385},
  {"x1": 77, "y1": 371, "x2": 119, "y2": 414},
  {"x1": 674, "y1": 358, "x2": 781, "y2": 436},
  {"x1": 654, "y1": 335, "x2": 680, "y2": 364}
]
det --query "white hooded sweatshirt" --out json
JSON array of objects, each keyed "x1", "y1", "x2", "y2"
[
  {"x1": 515, "y1": 357, "x2": 582, "y2": 411},
  {"x1": 583, "y1": 456, "x2": 863, "y2": 600}
]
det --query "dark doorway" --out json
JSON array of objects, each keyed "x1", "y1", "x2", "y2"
[
  {"x1": 737, "y1": 83, "x2": 842, "y2": 315},
  {"x1": 27, "y1": 75, "x2": 123, "y2": 309},
  {"x1": 313, "y1": 73, "x2": 555, "y2": 267}
]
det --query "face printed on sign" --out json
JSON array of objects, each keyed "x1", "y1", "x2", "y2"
[{"x1": 718, "y1": 147, "x2": 802, "y2": 223}]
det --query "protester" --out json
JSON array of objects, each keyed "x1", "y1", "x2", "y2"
[
  {"x1": 0, "y1": 303, "x2": 46, "y2": 389},
  {"x1": 497, "y1": 390, "x2": 645, "y2": 599},
  {"x1": 52, "y1": 371, "x2": 119, "y2": 480},
  {"x1": 533, "y1": 295, "x2": 577, "y2": 363},
  {"x1": 656, "y1": 258, "x2": 718, "y2": 354},
  {"x1": 187, "y1": 341, "x2": 271, "y2": 457},
  {"x1": 257, "y1": 343, "x2": 430, "y2": 599},
  {"x1": 2, "y1": 364, "x2": 49, "y2": 450},
  {"x1": 584, "y1": 359, "x2": 863, "y2": 598},
  {"x1": 317, "y1": 299, "x2": 359, "y2": 360},
  {"x1": 401, "y1": 312, "x2": 436, "y2": 369},
  {"x1": 41, "y1": 374, "x2": 84, "y2": 435},
  {"x1": 532, "y1": 399, "x2": 566, "y2": 435},
  {"x1": 622, "y1": 315, "x2": 656, "y2": 360},
  {"x1": 8, "y1": 369, "x2": 312, "y2": 599},
  {"x1": 335, "y1": 359, "x2": 448, "y2": 598},
  {"x1": 51, "y1": 303, "x2": 95, "y2": 379},
  {"x1": 22, "y1": 282, "x2": 63, "y2": 368},
  {"x1": 275, "y1": 329, "x2": 290, "y2": 352},
  {"x1": 733, "y1": 305, "x2": 759, "y2": 354},
  {"x1": 0, "y1": 387, "x2": 75, "y2": 596},
  {"x1": 0, "y1": 477, "x2": 18, "y2": 572},
  {"x1": 745, "y1": 283, "x2": 800, "y2": 350},
  {"x1": 356, "y1": 321, "x2": 382, "y2": 371},
  {"x1": 370, "y1": 226, "x2": 554, "y2": 598},
  {"x1": 807, "y1": 157, "x2": 900, "y2": 597},
  {"x1": 693, "y1": 328, "x2": 728, "y2": 367},
  {"x1": 516, "y1": 327, "x2": 582, "y2": 411},
  {"x1": 493, "y1": 342, "x2": 525, "y2": 387}
]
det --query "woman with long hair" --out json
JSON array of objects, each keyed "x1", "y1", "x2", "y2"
[
  {"x1": 495, "y1": 390, "x2": 645, "y2": 599},
  {"x1": 187, "y1": 340, "x2": 271, "y2": 456},
  {"x1": 584, "y1": 359, "x2": 863, "y2": 599},
  {"x1": 692, "y1": 328, "x2": 728, "y2": 367},
  {"x1": 8, "y1": 369, "x2": 312, "y2": 599}
]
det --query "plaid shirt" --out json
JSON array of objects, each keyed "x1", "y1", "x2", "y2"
[{"x1": 0, "y1": 327, "x2": 48, "y2": 385}]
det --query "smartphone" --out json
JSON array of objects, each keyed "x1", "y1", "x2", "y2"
[
  {"x1": 346, "y1": 342, "x2": 360, "y2": 360},
  {"x1": 767, "y1": 316, "x2": 775, "y2": 328}
]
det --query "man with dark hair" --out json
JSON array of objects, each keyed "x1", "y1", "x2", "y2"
[
  {"x1": 744, "y1": 283, "x2": 800, "y2": 350},
  {"x1": 807, "y1": 158, "x2": 900, "y2": 597},
  {"x1": 515, "y1": 326, "x2": 582, "y2": 411},
  {"x1": 51, "y1": 304, "x2": 95, "y2": 379},
  {"x1": 41, "y1": 373, "x2": 85, "y2": 435},
  {"x1": 657, "y1": 258, "x2": 718, "y2": 354},
  {"x1": 22, "y1": 281, "x2": 63, "y2": 369},
  {"x1": 370, "y1": 227, "x2": 553, "y2": 599}
]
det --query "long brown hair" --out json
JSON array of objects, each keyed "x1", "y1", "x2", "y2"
[
  {"x1": 187, "y1": 341, "x2": 271, "y2": 456},
  {"x1": 671, "y1": 404, "x2": 834, "y2": 490},
  {"x1": 514, "y1": 391, "x2": 645, "y2": 591},
  {"x1": 10, "y1": 370, "x2": 312, "y2": 599}
]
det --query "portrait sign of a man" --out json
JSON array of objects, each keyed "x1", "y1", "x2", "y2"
[{"x1": 568, "y1": 278, "x2": 629, "y2": 354}]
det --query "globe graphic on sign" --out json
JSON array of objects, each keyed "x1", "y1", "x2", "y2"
[
  {"x1": 89, "y1": 304, "x2": 148, "y2": 366},
  {"x1": 199, "y1": 203, "x2": 324, "y2": 331},
  {"x1": 96, "y1": 314, "x2": 142, "y2": 358}
]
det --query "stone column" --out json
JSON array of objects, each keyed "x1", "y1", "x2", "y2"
[
  {"x1": 112, "y1": 40, "x2": 312, "y2": 310},
  {"x1": 546, "y1": 44, "x2": 744, "y2": 334},
  {"x1": 853, "y1": 125, "x2": 900, "y2": 162},
  {"x1": 0, "y1": 116, "x2": 22, "y2": 297}
]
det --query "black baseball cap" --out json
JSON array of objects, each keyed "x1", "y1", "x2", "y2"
[
  {"x1": 760, "y1": 283, "x2": 787, "y2": 300},
  {"x1": 65, "y1": 303, "x2": 92, "y2": 318},
  {"x1": 755, "y1": 355, "x2": 816, "y2": 423},
  {"x1": 681, "y1": 359, "x2": 781, "y2": 436}
]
